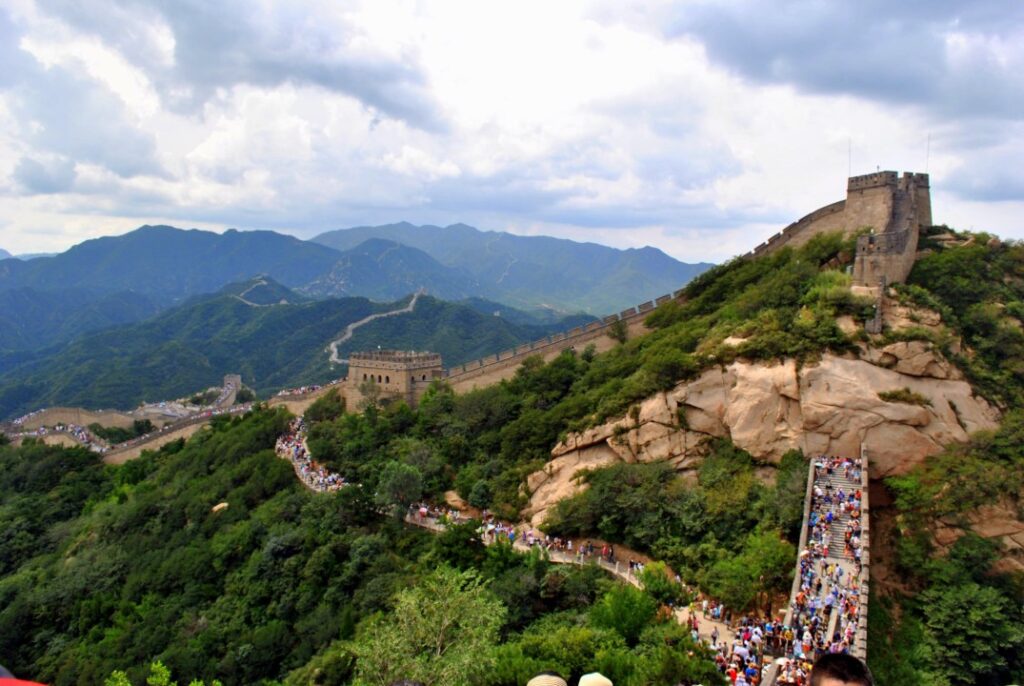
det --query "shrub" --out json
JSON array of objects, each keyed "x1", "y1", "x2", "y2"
[{"x1": 878, "y1": 388, "x2": 932, "y2": 407}]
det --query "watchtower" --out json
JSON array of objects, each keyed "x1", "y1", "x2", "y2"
[
  {"x1": 346, "y1": 350, "x2": 444, "y2": 408},
  {"x1": 851, "y1": 172, "x2": 931, "y2": 286}
]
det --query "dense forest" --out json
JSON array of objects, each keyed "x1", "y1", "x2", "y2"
[{"x1": 0, "y1": 409, "x2": 725, "y2": 685}]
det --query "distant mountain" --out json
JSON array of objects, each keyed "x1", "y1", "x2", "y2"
[
  {"x1": 0, "y1": 249, "x2": 11, "y2": 260},
  {"x1": 14, "y1": 252, "x2": 57, "y2": 260},
  {"x1": 0, "y1": 288, "x2": 161, "y2": 358},
  {"x1": 0, "y1": 225, "x2": 342, "y2": 306},
  {"x1": 215, "y1": 276, "x2": 310, "y2": 306},
  {"x1": 0, "y1": 279, "x2": 594, "y2": 419},
  {"x1": 458, "y1": 296, "x2": 594, "y2": 327},
  {"x1": 302, "y1": 238, "x2": 479, "y2": 301},
  {"x1": 312, "y1": 222, "x2": 714, "y2": 314}
]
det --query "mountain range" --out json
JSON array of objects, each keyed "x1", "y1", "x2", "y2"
[
  {"x1": 0, "y1": 224, "x2": 710, "y2": 355},
  {"x1": 0, "y1": 226, "x2": 342, "y2": 305},
  {"x1": 0, "y1": 277, "x2": 595, "y2": 419},
  {"x1": 313, "y1": 222, "x2": 713, "y2": 314}
]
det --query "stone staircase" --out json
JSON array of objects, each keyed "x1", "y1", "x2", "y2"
[{"x1": 823, "y1": 471, "x2": 860, "y2": 561}]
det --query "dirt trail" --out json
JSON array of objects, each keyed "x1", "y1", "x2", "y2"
[{"x1": 327, "y1": 289, "x2": 425, "y2": 364}]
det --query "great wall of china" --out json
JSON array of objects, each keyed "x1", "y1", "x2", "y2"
[
  {"x1": 1, "y1": 171, "x2": 928, "y2": 675},
  {"x1": 3, "y1": 171, "x2": 932, "y2": 457}
]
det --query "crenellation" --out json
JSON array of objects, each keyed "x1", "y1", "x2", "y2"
[
  {"x1": 346, "y1": 349, "x2": 445, "y2": 408},
  {"x1": 847, "y1": 171, "x2": 898, "y2": 191}
]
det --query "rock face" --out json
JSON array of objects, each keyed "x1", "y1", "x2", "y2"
[
  {"x1": 524, "y1": 341, "x2": 1000, "y2": 527},
  {"x1": 934, "y1": 499, "x2": 1024, "y2": 575}
]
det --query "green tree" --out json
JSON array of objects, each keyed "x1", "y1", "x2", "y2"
[
  {"x1": 607, "y1": 319, "x2": 628, "y2": 344},
  {"x1": 638, "y1": 561, "x2": 684, "y2": 606},
  {"x1": 348, "y1": 567, "x2": 505, "y2": 686},
  {"x1": 305, "y1": 388, "x2": 345, "y2": 424},
  {"x1": 589, "y1": 584, "x2": 658, "y2": 647},
  {"x1": 374, "y1": 461, "x2": 423, "y2": 509},
  {"x1": 357, "y1": 378, "x2": 381, "y2": 411},
  {"x1": 921, "y1": 582, "x2": 1024, "y2": 685},
  {"x1": 703, "y1": 557, "x2": 755, "y2": 612}
]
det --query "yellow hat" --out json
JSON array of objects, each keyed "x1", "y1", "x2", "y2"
[{"x1": 578, "y1": 673, "x2": 613, "y2": 686}]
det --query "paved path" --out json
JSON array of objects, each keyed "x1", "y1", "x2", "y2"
[
  {"x1": 272, "y1": 415, "x2": 738, "y2": 646},
  {"x1": 403, "y1": 512, "x2": 736, "y2": 645},
  {"x1": 328, "y1": 288, "x2": 426, "y2": 364}
]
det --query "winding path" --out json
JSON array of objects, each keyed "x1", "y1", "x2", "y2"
[
  {"x1": 274, "y1": 416, "x2": 737, "y2": 647},
  {"x1": 327, "y1": 288, "x2": 426, "y2": 364},
  {"x1": 232, "y1": 278, "x2": 288, "y2": 308}
]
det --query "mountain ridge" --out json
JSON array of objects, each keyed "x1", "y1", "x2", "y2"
[
  {"x1": 312, "y1": 222, "x2": 713, "y2": 313},
  {"x1": 301, "y1": 237, "x2": 480, "y2": 302},
  {"x1": 0, "y1": 278, "x2": 596, "y2": 419}
]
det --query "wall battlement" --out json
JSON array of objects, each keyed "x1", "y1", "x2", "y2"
[
  {"x1": 847, "y1": 171, "x2": 898, "y2": 191},
  {"x1": 740, "y1": 171, "x2": 931, "y2": 288}
]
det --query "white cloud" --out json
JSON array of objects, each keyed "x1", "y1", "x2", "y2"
[{"x1": 0, "y1": 0, "x2": 1021, "y2": 264}]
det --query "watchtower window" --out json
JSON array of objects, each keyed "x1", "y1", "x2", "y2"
[
  {"x1": 422, "y1": 374, "x2": 427, "y2": 381},
  {"x1": 377, "y1": 375, "x2": 382, "y2": 383},
  {"x1": 385, "y1": 375, "x2": 390, "y2": 383}
]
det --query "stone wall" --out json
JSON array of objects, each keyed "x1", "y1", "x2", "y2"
[
  {"x1": 852, "y1": 172, "x2": 929, "y2": 286},
  {"x1": 445, "y1": 294, "x2": 673, "y2": 393},
  {"x1": 14, "y1": 407, "x2": 139, "y2": 431}
]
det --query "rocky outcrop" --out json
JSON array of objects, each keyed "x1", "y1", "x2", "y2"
[
  {"x1": 524, "y1": 341, "x2": 1000, "y2": 527},
  {"x1": 933, "y1": 499, "x2": 1024, "y2": 575}
]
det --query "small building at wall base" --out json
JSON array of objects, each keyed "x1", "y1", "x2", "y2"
[{"x1": 346, "y1": 350, "x2": 444, "y2": 409}]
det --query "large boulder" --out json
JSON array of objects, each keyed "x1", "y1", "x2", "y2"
[{"x1": 524, "y1": 343, "x2": 1000, "y2": 525}]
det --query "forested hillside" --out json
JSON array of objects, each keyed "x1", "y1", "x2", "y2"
[
  {"x1": 0, "y1": 409, "x2": 725, "y2": 686},
  {"x1": 2, "y1": 228, "x2": 1022, "y2": 685},
  {"x1": 0, "y1": 281, "x2": 593, "y2": 420},
  {"x1": 308, "y1": 227, "x2": 1024, "y2": 685}
]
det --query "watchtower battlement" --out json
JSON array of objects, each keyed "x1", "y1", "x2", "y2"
[
  {"x1": 851, "y1": 171, "x2": 931, "y2": 287},
  {"x1": 847, "y1": 171, "x2": 898, "y2": 191},
  {"x1": 742, "y1": 170, "x2": 931, "y2": 288},
  {"x1": 346, "y1": 350, "x2": 444, "y2": 408}
]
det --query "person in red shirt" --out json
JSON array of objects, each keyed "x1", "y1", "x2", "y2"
[{"x1": 0, "y1": 664, "x2": 46, "y2": 686}]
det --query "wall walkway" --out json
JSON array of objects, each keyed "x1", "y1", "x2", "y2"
[
  {"x1": 444, "y1": 290, "x2": 683, "y2": 390},
  {"x1": 762, "y1": 451, "x2": 870, "y2": 685}
]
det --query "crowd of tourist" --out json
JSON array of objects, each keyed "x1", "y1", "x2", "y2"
[
  {"x1": 7, "y1": 422, "x2": 108, "y2": 453},
  {"x1": 772, "y1": 455, "x2": 866, "y2": 684},
  {"x1": 274, "y1": 380, "x2": 341, "y2": 398},
  {"x1": 275, "y1": 417, "x2": 347, "y2": 492},
  {"x1": 282, "y1": 435, "x2": 869, "y2": 686}
]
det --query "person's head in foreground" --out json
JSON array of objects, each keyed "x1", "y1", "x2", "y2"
[
  {"x1": 809, "y1": 653, "x2": 874, "y2": 686},
  {"x1": 526, "y1": 672, "x2": 568, "y2": 686},
  {"x1": 577, "y1": 673, "x2": 613, "y2": 686}
]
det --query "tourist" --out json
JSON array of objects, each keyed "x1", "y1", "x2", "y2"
[{"x1": 808, "y1": 653, "x2": 873, "y2": 686}]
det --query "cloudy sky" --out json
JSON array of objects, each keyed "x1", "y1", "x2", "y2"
[{"x1": 1, "y1": 0, "x2": 1022, "y2": 262}]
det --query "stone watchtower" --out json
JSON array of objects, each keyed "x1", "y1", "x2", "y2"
[
  {"x1": 851, "y1": 172, "x2": 931, "y2": 287},
  {"x1": 345, "y1": 350, "x2": 444, "y2": 408},
  {"x1": 744, "y1": 170, "x2": 932, "y2": 286}
]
